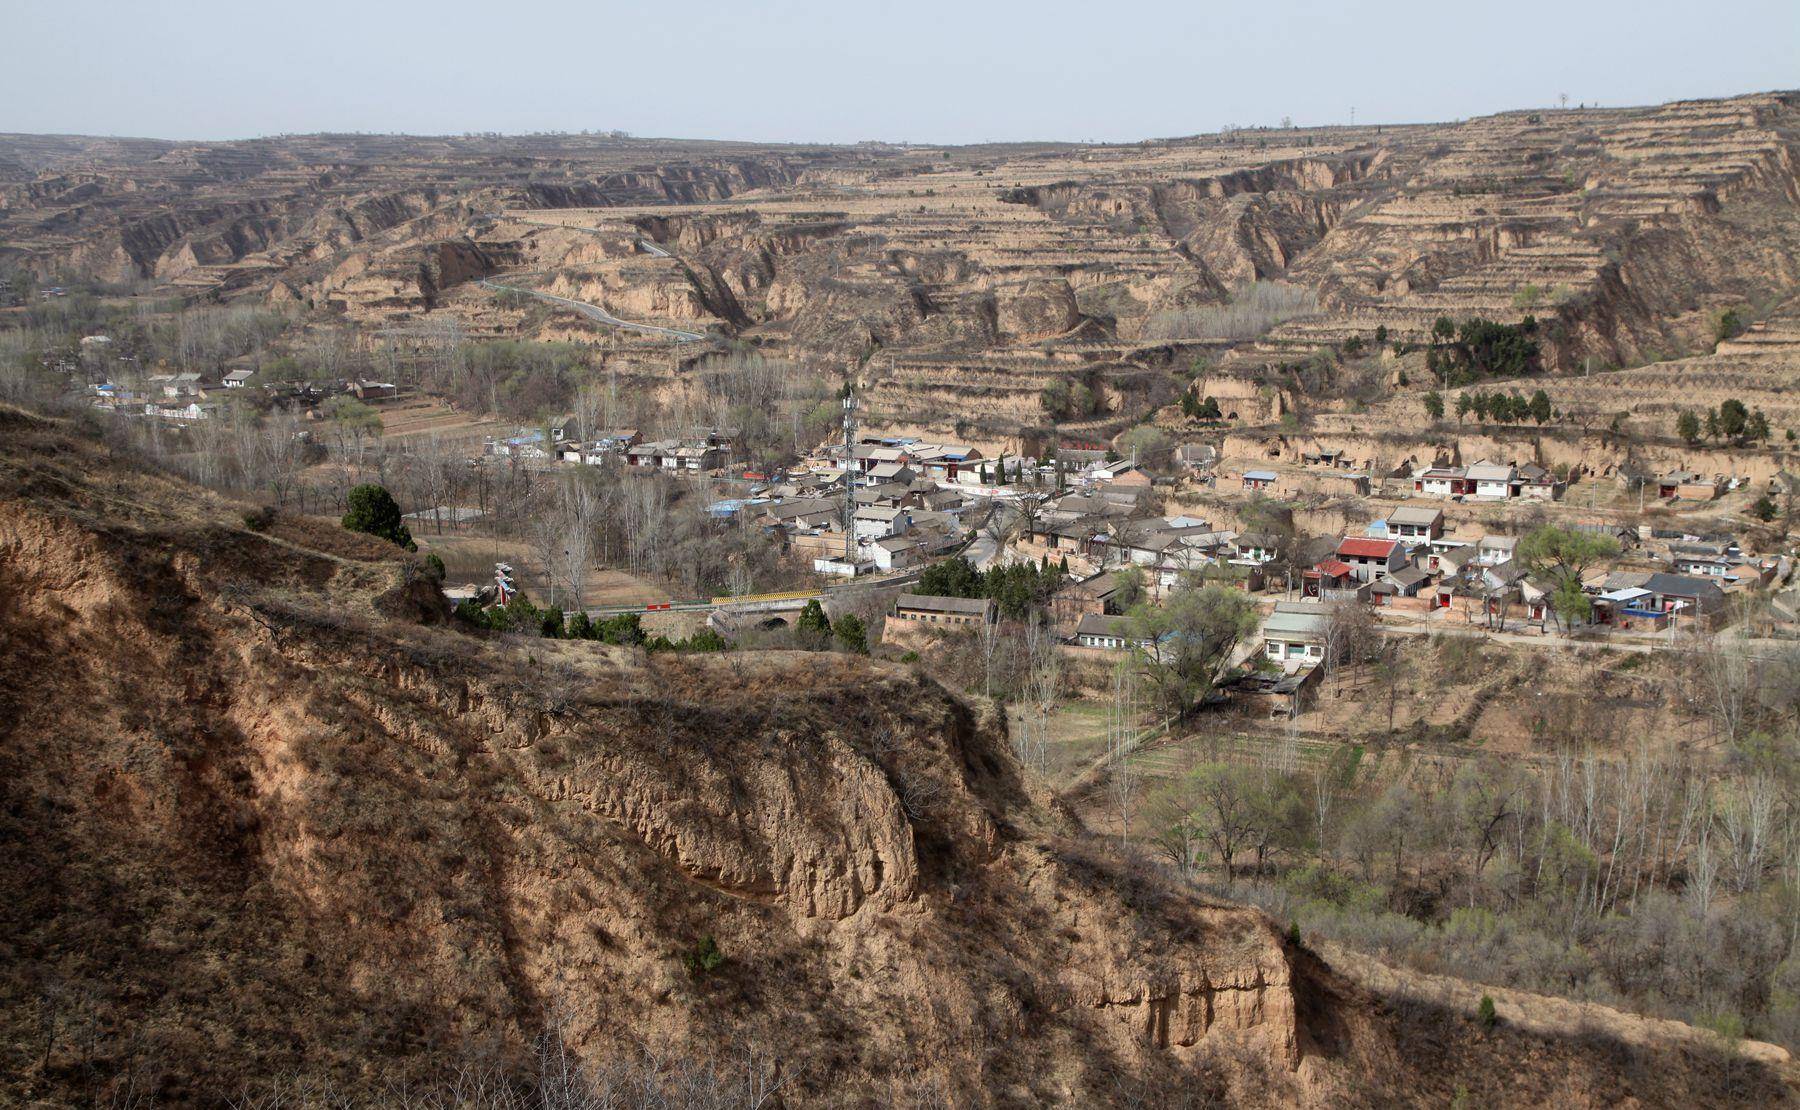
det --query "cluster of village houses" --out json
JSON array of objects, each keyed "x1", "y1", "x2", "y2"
[
  {"x1": 524, "y1": 426, "x2": 1009, "y2": 573},
  {"x1": 728, "y1": 437, "x2": 1042, "y2": 575},
  {"x1": 86, "y1": 357, "x2": 398, "y2": 423},
  {"x1": 1245, "y1": 453, "x2": 1745, "y2": 506},
  {"x1": 1292, "y1": 509, "x2": 1770, "y2": 629},
  {"x1": 1238, "y1": 455, "x2": 1570, "y2": 503},
  {"x1": 887, "y1": 455, "x2": 1785, "y2": 716}
]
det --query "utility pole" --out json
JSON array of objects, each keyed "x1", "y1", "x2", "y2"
[{"x1": 842, "y1": 388, "x2": 858, "y2": 562}]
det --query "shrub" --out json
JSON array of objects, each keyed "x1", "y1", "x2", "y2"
[
  {"x1": 796, "y1": 599, "x2": 833, "y2": 649},
  {"x1": 342, "y1": 483, "x2": 415, "y2": 550},
  {"x1": 685, "y1": 627, "x2": 730, "y2": 652},
  {"x1": 1699, "y1": 1010, "x2": 1746, "y2": 1045},
  {"x1": 1183, "y1": 393, "x2": 1222, "y2": 420},
  {"x1": 685, "y1": 934, "x2": 726, "y2": 976},
  {"x1": 834, "y1": 613, "x2": 868, "y2": 654},
  {"x1": 1042, "y1": 372, "x2": 1109, "y2": 420},
  {"x1": 1713, "y1": 308, "x2": 1745, "y2": 345},
  {"x1": 597, "y1": 613, "x2": 645, "y2": 646},
  {"x1": 1434, "y1": 634, "x2": 1486, "y2": 681},
  {"x1": 422, "y1": 553, "x2": 446, "y2": 582},
  {"x1": 242, "y1": 505, "x2": 277, "y2": 532},
  {"x1": 1477, "y1": 994, "x2": 1498, "y2": 1029}
]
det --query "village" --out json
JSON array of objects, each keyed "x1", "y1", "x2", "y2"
[
  {"x1": 467, "y1": 396, "x2": 1800, "y2": 776},
  {"x1": 86, "y1": 355, "x2": 1797, "y2": 688}
]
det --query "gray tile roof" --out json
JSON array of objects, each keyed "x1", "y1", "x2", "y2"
[
  {"x1": 1075, "y1": 613, "x2": 1127, "y2": 638},
  {"x1": 1386, "y1": 506, "x2": 1443, "y2": 526}
]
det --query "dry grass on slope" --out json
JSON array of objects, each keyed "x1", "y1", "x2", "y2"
[
  {"x1": 0, "y1": 410, "x2": 1340, "y2": 1105},
  {"x1": 0, "y1": 407, "x2": 1793, "y2": 1107}
]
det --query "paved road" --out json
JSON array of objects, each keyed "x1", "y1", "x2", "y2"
[
  {"x1": 476, "y1": 278, "x2": 707, "y2": 343},
  {"x1": 962, "y1": 497, "x2": 1027, "y2": 569},
  {"x1": 966, "y1": 530, "x2": 1000, "y2": 569}
]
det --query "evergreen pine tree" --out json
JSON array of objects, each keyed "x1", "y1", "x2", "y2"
[
  {"x1": 834, "y1": 613, "x2": 868, "y2": 654},
  {"x1": 342, "y1": 483, "x2": 415, "y2": 550},
  {"x1": 796, "y1": 599, "x2": 833, "y2": 649}
]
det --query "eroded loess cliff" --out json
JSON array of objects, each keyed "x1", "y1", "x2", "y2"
[
  {"x1": 0, "y1": 409, "x2": 1793, "y2": 1107},
  {"x1": 0, "y1": 408, "x2": 1351, "y2": 1105}
]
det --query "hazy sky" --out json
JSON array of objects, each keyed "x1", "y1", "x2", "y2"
[{"x1": 7, "y1": 0, "x2": 1797, "y2": 144}]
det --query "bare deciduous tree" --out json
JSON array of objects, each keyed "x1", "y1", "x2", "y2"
[
  {"x1": 1689, "y1": 630, "x2": 1752, "y2": 745},
  {"x1": 1017, "y1": 616, "x2": 1061, "y2": 776},
  {"x1": 1106, "y1": 659, "x2": 1139, "y2": 850}
]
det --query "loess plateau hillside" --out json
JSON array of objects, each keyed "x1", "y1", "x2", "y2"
[
  {"x1": 0, "y1": 407, "x2": 1796, "y2": 1105},
  {"x1": 6, "y1": 92, "x2": 1800, "y2": 452}
]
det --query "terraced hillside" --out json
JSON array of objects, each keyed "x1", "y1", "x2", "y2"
[{"x1": 4, "y1": 91, "x2": 1799, "y2": 451}]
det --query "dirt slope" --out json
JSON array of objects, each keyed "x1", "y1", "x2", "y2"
[{"x1": 0, "y1": 408, "x2": 1793, "y2": 1106}]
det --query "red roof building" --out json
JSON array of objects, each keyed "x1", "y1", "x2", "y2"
[
  {"x1": 1302, "y1": 559, "x2": 1355, "y2": 598},
  {"x1": 1336, "y1": 537, "x2": 1399, "y2": 560},
  {"x1": 1334, "y1": 536, "x2": 1406, "y2": 583}
]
